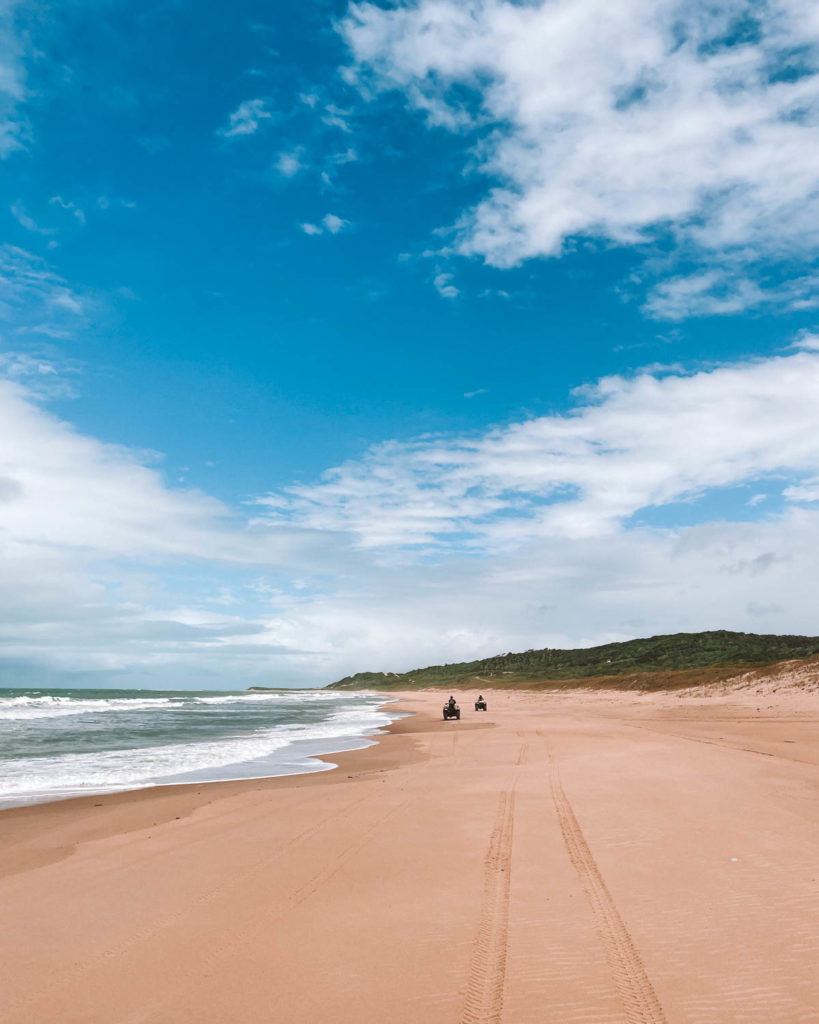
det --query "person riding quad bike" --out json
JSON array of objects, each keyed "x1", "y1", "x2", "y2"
[{"x1": 443, "y1": 695, "x2": 461, "y2": 720}]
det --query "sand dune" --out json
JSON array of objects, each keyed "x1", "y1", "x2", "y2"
[{"x1": 1, "y1": 686, "x2": 818, "y2": 1023}]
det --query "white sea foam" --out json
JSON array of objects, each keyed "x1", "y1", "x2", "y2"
[
  {"x1": 0, "y1": 703, "x2": 393, "y2": 804},
  {"x1": 0, "y1": 695, "x2": 181, "y2": 721},
  {"x1": 191, "y1": 691, "x2": 363, "y2": 704},
  {"x1": 0, "y1": 689, "x2": 368, "y2": 721}
]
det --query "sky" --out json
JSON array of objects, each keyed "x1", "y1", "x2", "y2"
[{"x1": 3, "y1": 0, "x2": 819, "y2": 689}]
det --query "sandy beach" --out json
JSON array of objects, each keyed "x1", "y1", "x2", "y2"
[{"x1": 2, "y1": 686, "x2": 818, "y2": 1024}]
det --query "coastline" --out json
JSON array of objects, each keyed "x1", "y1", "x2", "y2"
[
  {"x1": 0, "y1": 688, "x2": 400, "y2": 812},
  {"x1": 0, "y1": 694, "x2": 419, "y2": 878},
  {"x1": 2, "y1": 686, "x2": 818, "y2": 1023}
]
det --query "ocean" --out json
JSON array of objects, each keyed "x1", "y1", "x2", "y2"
[{"x1": 0, "y1": 687, "x2": 398, "y2": 809}]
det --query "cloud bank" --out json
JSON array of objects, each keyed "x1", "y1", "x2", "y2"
[
  {"x1": 260, "y1": 348, "x2": 819, "y2": 548},
  {"x1": 5, "y1": 345, "x2": 819, "y2": 686}
]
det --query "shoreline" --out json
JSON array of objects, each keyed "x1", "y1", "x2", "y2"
[
  {"x1": 0, "y1": 694, "x2": 423, "y2": 878},
  {"x1": 2, "y1": 686, "x2": 818, "y2": 1023},
  {"x1": 0, "y1": 690, "x2": 405, "y2": 816}
]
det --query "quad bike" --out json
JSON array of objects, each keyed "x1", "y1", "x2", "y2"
[
  {"x1": 474, "y1": 698, "x2": 487, "y2": 711},
  {"x1": 443, "y1": 702, "x2": 461, "y2": 720}
]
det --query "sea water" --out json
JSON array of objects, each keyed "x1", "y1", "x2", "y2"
[{"x1": 0, "y1": 687, "x2": 398, "y2": 809}]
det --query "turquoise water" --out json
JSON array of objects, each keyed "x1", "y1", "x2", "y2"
[{"x1": 0, "y1": 687, "x2": 397, "y2": 808}]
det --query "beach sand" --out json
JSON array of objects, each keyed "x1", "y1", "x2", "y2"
[{"x1": 1, "y1": 686, "x2": 818, "y2": 1023}]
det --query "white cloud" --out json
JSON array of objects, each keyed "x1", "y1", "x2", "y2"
[
  {"x1": 0, "y1": 378, "x2": 231, "y2": 559},
  {"x1": 258, "y1": 348, "x2": 819, "y2": 549},
  {"x1": 789, "y1": 330, "x2": 819, "y2": 351},
  {"x1": 783, "y1": 477, "x2": 819, "y2": 502},
  {"x1": 218, "y1": 98, "x2": 272, "y2": 138},
  {"x1": 10, "y1": 202, "x2": 52, "y2": 235},
  {"x1": 321, "y1": 103, "x2": 352, "y2": 132},
  {"x1": 0, "y1": 352, "x2": 78, "y2": 398},
  {"x1": 0, "y1": 375, "x2": 343, "y2": 685},
  {"x1": 301, "y1": 214, "x2": 351, "y2": 236},
  {"x1": 341, "y1": 0, "x2": 819, "y2": 315},
  {"x1": 192, "y1": 505, "x2": 819, "y2": 685},
  {"x1": 332, "y1": 147, "x2": 358, "y2": 165},
  {"x1": 275, "y1": 148, "x2": 305, "y2": 177},
  {"x1": 322, "y1": 212, "x2": 348, "y2": 234},
  {"x1": 433, "y1": 271, "x2": 458, "y2": 298},
  {"x1": 0, "y1": 244, "x2": 85, "y2": 333},
  {"x1": 645, "y1": 270, "x2": 819, "y2": 320}
]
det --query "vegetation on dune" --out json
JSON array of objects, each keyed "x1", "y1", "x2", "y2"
[{"x1": 326, "y1": 630, "x2": 819, "y2": 691}]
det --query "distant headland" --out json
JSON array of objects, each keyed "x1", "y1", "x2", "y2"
[{"x1": 325, "y1": 630, "x2": 819, "y2": 691}]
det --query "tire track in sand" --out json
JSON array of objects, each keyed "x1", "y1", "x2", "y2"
[
  {"x1": 549, "y1": 759, "x2": 667, "y2": 1024},
  {"x1": 460, "y1": 779, "x2": 517, "y2": 1024}
]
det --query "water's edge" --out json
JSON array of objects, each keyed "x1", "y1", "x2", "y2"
[{"x1": 0, "y1": 689, "x2": 405, "y2": 810}]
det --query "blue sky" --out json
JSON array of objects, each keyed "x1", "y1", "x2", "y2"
[{"x1": 3, "y1": 0, "x2": 819, "y2": 688}]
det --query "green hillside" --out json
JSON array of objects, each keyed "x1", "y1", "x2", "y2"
[{"x1": 326, "y1": 630, "x2": 819, "y2": 690}]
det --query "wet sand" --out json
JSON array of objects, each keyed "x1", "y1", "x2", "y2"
[{"x1": 1, "y1": 687, "x2": 818, "y2": 1024}]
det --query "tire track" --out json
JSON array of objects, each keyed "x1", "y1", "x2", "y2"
[
  {"x1": 460, "y1": 786, "x2": 516, "y2": 1024},
  {"x1": 549, "y1": 761, "x2": 667, "y2": 1024}
]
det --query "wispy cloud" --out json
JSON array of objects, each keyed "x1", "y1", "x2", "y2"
[
  {"x1": 257, "y1": 348, "x2": 819, "y2": 550},
  {"x1": 49, "y1": 195, "x2": 86, "y2": 226},
  {"x1": 301, "y1": 213, "x2": 351, "y2": 236},
  {"x1": 321, "y1": 103, "x2": 351, "y2": 132},
  {"x1": 0, "y1": 244, "x2": 86, "y2": 333},
  {"x1": 644, "y1": 270, "x2": 819, "y2": 320},
  {"x1": 332, "y1": 147, "x2": 357, "y2": 166},
  {"x1": 433, "y1": 272, "x2": 458, "y2": 298},
  {"x1": 341, "y1": 0, "x2": 819, "y2": 316},
  {"x1": 10, "y1": 202, "x2": 53, "y2": 235},
  {"x1": 218, "y1": 98, "x2": 273, "y2": 138},
  {"x1": 0, "y1": 1, "x2": 28, "y2": 158},
  {"x1": 97, "y1": 195, "x2": 136, "y2": 212}
]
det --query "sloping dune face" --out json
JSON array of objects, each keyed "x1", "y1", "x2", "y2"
[{"x1": 1, "y1": 685, "x2": 818, "y2": 1024}]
